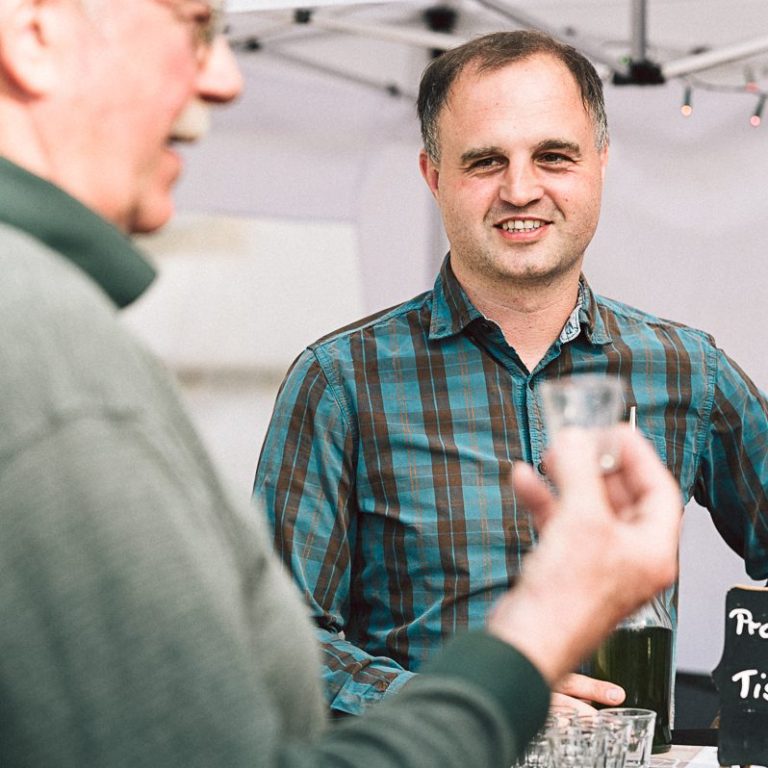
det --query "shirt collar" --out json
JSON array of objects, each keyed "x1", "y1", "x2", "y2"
[
  {"x1": 430, "y1": 254, "x2": 612, "y2": 346},
  {"x1": 559, "y1": 280, "x2": 586, "y2": 343},
  {"x1": 577, "y1": 277, "x2": 612, "y2": 345},
  {"x1": 430, "y1": 255, "x2": 483, "y2": 339},
  {"x1": 0, "y1": 156, "x2": 155, "y2": 308}
]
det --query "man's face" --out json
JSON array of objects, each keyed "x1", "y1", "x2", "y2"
[
  {"x1": 61, "y1": 0, "x2": 242, "y2": 233},
  {"x1": 419, "y1": 54, "x2": 608, "y2": 290}
]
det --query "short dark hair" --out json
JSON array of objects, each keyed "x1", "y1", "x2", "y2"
[{"x1": 417, "y1": 30, "x2": 608, "y2": 162}]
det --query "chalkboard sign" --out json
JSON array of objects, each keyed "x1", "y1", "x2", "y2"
[{"x1": 713, "y1": 585, "x2": 768, "y2": 767}]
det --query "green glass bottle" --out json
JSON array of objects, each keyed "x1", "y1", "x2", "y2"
[{"x1": 591, "y1": 625, "x2": 673, "y2": 752}]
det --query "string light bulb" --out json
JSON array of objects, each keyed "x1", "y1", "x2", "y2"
[
  {"x1": 744, "y1": 66, "x2": 760, "y2": 93},
  {"x1": 750, "y1": 94, "x2": 765, "y2": 127},
  {"x1": 681, "y1": 85, "x2": 693, "y2": 117}
]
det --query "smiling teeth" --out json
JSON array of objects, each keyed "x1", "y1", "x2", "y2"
[{"x1": 501, "y1": 219, "x2": 544, "y2": 231}]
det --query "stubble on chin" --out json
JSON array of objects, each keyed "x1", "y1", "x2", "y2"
[{"x1": 453, "y1": 240, "x2": 583, "y2": 294}]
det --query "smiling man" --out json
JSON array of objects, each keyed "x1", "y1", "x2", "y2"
[
  {"x1": 419, "y1": 47, "x2": 607, "y2": 372},
  {"x1": 255, "y1": 30, "x2": 768, "y2": 718}
]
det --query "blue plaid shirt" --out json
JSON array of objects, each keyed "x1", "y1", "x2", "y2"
[{"x1": 254, "y1": 257, "x2": 768, "y2": 715}]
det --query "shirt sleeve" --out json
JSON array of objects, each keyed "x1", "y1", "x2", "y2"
[
  {"x1": 254, "y1": 348, "x2": 416, "y2": 714},
  {"x1": 693, "y1": 347, "x2": 768, "y2": 579},
  {"x1": 312, "y1": 631, "x2": 550, "y2": 768}
]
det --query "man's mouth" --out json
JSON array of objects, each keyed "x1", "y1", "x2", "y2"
[{"x1": 498, "y1": 218, "x2": 547, "y2": 232}]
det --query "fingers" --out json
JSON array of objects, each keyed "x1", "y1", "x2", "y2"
[
  {"x1": 549, "y1": 692, "x2": 598, "y2": 716},
  {"x1": 543, "y1": 427, "x2": 681, "y2": 534},
  {"x1": 511, "y1": 461, "x2": 557, "y2": 529},
  {"x1": 602, "y1": 466, "x2": 636, "y2": 517},
  {"x1": 555, "y1": 673, "x2": 625, "y2": 707}
]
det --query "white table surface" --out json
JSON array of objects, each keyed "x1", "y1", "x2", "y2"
[
  {"x1": 652, "y1": 745, "x2": 718, "y2": 767},
  {"x1": 651, "y1": 745, "x2": 761, "y2": 768}
]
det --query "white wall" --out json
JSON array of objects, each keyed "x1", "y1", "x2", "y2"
[
  {"x1": 123, "y1": 212, "x2": 365, "y2": 489},
  {"x1": 126, "y1": 46, "x2": 767, "y2": 675}
]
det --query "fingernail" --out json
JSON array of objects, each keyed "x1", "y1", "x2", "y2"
[{"x1": 607, "y1": 688, "x2": 623, "y2": 703}]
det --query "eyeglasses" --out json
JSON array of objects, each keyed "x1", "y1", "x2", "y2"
[
  {"x1": 157, "y1": 0, "x2": 226, "y2": 57},
  {"x1": 194, "y1": 0, "x2": 225, "y2": 48}
]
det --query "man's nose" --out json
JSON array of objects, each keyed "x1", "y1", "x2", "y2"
[
  {"x1": 197, "y1": 36, "x2": 244, "y2": 104},
  {"x1": 498, "y1": 161, "x2": 544, "y2": 208}
]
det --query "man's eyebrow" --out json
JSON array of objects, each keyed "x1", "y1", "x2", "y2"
[
  {"x1": 535, "y1": 139, "x2": 582, "y2": 156},
  {"x1": 459, "y1": 146, "x2": 505, "y2": 165},
  {"x1": 459, "y1": 139, "x2": 584, "y2": 166}
]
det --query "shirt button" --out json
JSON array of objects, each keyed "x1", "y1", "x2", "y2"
[{"x1": 537, "y1": 461, "x2": 547, "y2": 475}]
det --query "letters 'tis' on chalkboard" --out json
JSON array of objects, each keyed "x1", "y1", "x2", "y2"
[{"x1": 713, "y1": 586, "x2": 768, "y2": 767}]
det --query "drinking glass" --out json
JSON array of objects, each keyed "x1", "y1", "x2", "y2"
[
  {"x1": 512, "y1": 703, "x2": 577, "y2": 768},
  {"x1": 574, "y1": 713, "x2": 631, "y2": 768},
  {"x1": 521, "y1": 731, "x2": 553, "y2": 768},
  {"x1": 548, "y1": 721, "x2": 601, "y2": 768},
  {"x1": 539, "y1": 375, "x2": 624, "y2": 471},
  {"x1": 599, "y1": 708, "x2": 656, "y2": 768}
]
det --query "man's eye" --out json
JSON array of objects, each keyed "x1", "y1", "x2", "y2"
[
  {"x1": 470, "y1": 157, "x2": 502, "y2": 170},
  {"x1": 539, "y1": 153, "x2": 572, "y2": 165}
]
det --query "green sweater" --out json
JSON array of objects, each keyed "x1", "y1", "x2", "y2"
[{"x1": 0, "y1": 157, "x2": 549, "y2": 767}]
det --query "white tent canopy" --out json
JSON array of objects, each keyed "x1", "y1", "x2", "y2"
[{"x1": 229, "y1": 1, "x2": 768, "y2": 85}]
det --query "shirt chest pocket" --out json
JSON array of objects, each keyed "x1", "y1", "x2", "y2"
[{"x1": 642, "y1": 430, "x2": 696, "y2": 500}]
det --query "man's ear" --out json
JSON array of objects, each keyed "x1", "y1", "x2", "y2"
[
  {"x1": 0, "y1": 0, "x2": 68, "y2": 96},
  {"x1": 419, "y1": 149, "x2": 441, "y2": 201}
]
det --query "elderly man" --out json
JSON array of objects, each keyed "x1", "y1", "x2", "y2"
[
  {"x1": 255, "y1": 29, "x2": 768, "y2": 717},
  {"x1": 0, "y1": 3, "x2": 683, "y2": 767}
]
